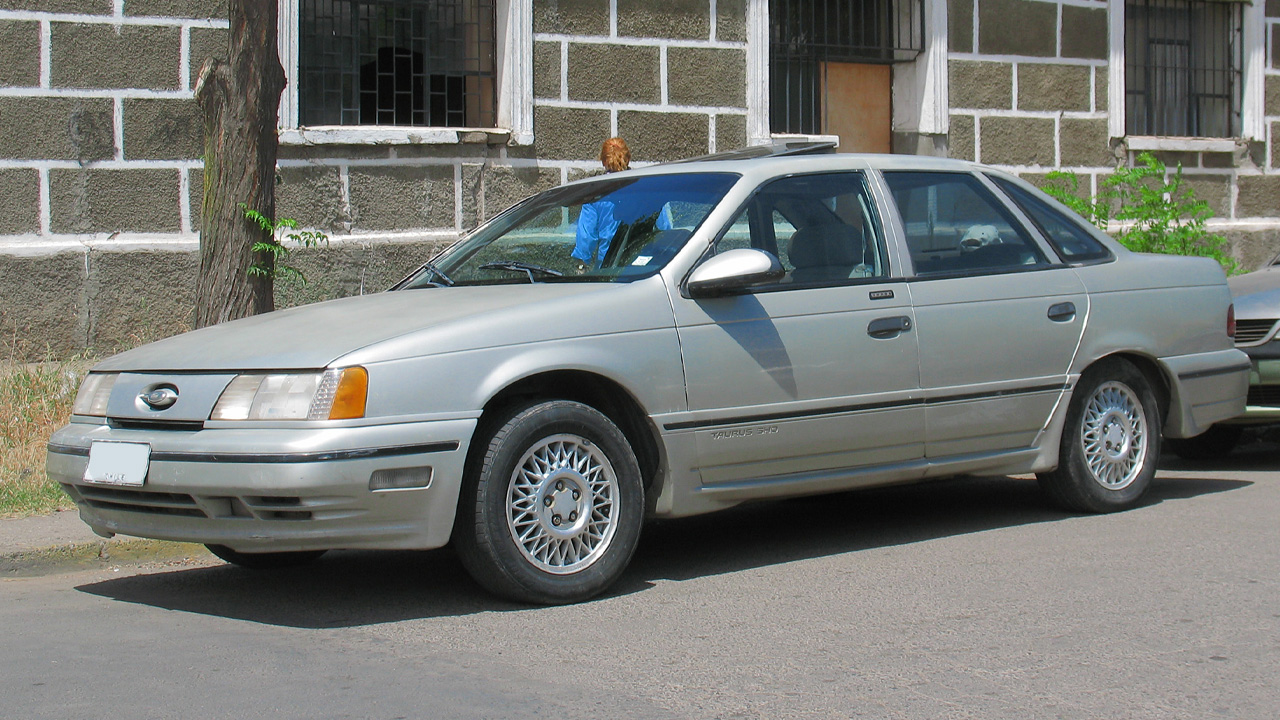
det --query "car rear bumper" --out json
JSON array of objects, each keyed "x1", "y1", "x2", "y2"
[
  {"x1": 45, "y1": 418, "x2": 476, "y2": 553},
  {"x1": 1160, "y1": 349, "x2": 1252, "y2": 438}
]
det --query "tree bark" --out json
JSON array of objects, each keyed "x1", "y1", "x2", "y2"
[{"x1": 193, "y1": 0, "x2": 287, "y2": 328}]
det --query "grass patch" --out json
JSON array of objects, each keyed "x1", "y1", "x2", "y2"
[{"x1": 0, "y1": 359, "x2": 88, "y2": 518}]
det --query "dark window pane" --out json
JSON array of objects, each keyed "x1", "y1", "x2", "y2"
[
  {"x1": 299, "y1": 0, "x2": 497, "y2": 129},
  {"x1": 715, "y1": 172, "x2": 889, "y2": 286},
  {"x1": 883, "y1": 172, "x2": 1048, "y2": 275},
  {"x1": 1125, "y1": 0, "x2": 1242, "y2": 138},
  {"x1": 769, "y1": 0, "x2": 923, "y2": 134},
  {"x1": 991, "y1": 177, "x2": 1113, "y2": 263}
]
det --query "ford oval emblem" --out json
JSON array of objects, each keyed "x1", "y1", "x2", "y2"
[{"x1": 140, "y1": 386, "x2": 179, "y2": 410}]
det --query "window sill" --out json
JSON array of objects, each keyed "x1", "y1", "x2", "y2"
[
  {"x1": 278, "y1": 126, "x2": 530, "y2": 147},
  {"x1": 1124, "y1": 136, "x2": 1239, "y2": 153}
]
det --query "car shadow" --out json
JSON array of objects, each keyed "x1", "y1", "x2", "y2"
[
  {"x1": 1160, "y1": 429, "x2": 1280, "y2": 472},
  {"x1": 76, "y1": 473, "x2": 1250, "y2": 628}
]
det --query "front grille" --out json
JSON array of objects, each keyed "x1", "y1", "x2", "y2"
[
  {"x1": 1248, "y1": 385, "x2": 1280, "y2": 407},
  {"x1": 1235, "y1": 319, "x2": 1277, "y2": 345},
  {"x1": 108, "y1": 418, "x2": 206, "y2": 431},
  {"x1": 75, "y1": 485, "x2": 207, "y2": 518},
  {"x1": 242, "y1": 496, "x2": 314, "y2": 521},
  {"x1": 66, "y1": 484, "x2": 317, "y2": 521}
]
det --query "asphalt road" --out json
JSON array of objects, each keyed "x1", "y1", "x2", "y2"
[{"x1": 3, "y1": 447, "x2": 1278, "y2": 720}]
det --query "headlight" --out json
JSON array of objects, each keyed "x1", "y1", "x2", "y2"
[
  {"x1": 73, "y1": 373, "x2": 117, "y2": 416},
  {"x1": 210, "y1": 367, "x2": 368, "y2": 421}
]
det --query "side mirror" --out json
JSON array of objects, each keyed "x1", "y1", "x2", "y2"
[{"x1": 686, "y1": 248, "x2": 785, "y2": 298}]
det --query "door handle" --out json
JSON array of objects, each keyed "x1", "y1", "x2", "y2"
[
  {"x1": 868, "y1": 316, "x2": 912, "y2": 339},
  {"x1": 1048, "y1": 302, "x2": 1077, "y2": 322}
]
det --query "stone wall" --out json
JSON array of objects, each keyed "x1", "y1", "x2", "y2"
[
  {"x1": 948, "y1": 0, "x2": 1280, "y2": 272},
  {"x1": 0, "y1": 0, "x2": 749, "y2": 359},
  {"x1": 0, "y1": 0, "x2": 223, "y2": 358}
]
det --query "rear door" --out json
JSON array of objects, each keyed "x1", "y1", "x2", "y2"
[
  {"x1": 669, "y1": 171, "x2": 925, "y2": 488},
  {"x1": 879, "y1": 171, "x2": 1087, "y2": 458}
]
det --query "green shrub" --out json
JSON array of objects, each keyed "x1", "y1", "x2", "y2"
[
  {"x1": 240, "y1": 204, "x2": 329, "y2": 284},
  {"x1": 1042, "y1": 152, "x2": 1238, "y2": 275}
]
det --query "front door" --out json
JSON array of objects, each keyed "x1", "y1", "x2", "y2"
[{"x1": 670, "y1": 172, "x2": 924, "y2": 489}]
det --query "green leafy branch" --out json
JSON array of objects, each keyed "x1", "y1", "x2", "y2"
[
  {"x1": 1042, "y1": 152, "x2": 1238, "y2": 275},
  {"x1": 240, "y1": 203, "x2": 329, "y2": 284}
]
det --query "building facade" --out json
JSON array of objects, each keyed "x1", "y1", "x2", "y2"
[{"x1": 0, "y1": 0, "x2": 1277, "y2": 359}]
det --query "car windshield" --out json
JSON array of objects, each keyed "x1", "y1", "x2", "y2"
[{"x1": 399, "y1": 172, "x2": 740, "y2": 288}]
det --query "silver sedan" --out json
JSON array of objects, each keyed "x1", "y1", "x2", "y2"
[{"x1": 47, "y1": 150, "x2": 1250, "y2": 603}]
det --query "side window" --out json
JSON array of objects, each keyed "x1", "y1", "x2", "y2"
[
  {"x1": 882, "y1": 172, "x2": 1049, "y2": 276},
  {"x1": 712, "y1": 173, "x2": 887, "y2": 286},
  {"x1": 990, "y1": 177, "x2": 1113, "y2": 262}
]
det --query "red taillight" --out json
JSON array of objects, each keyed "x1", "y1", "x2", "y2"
[{"x1": 1227, "y1": 303, "x2": 1236, "y2": 339}]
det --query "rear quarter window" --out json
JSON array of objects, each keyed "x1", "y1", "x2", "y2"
[{"x1": 989, "y1": 176, "x2": 1113, "y2": 263}]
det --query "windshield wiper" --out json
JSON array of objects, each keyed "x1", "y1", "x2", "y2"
[
  {"x1": 479, "y1": 261, "x2": 564, "y2": 284},
  {"x1": 408, "y1": 260, "x2": 455, "y2": 287}
]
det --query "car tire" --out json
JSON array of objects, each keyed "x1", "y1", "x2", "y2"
[
  {"x1": 453, "y1": 400, "x2": 644, "y2": 605},
  {"x1": 1163, "y1": 424, "x2": 1243, "y2": 461},
  {"x1": 205, "y1": 544, "x2": 327, "y2": 569},
  {"x1": 1037, "y1": 358, "x2": 1160, "y2": 513}
]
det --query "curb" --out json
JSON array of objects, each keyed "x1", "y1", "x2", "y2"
[
  {"x1": 1, "y1": 509, "x2": 211, "y2": 577},
  {"x1": 1, "y1": 538, "x2": 212, "y2": 578}
]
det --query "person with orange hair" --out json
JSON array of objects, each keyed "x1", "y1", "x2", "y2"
[
  {"x1": 572, "y1": 137, "x2": 671, "y2": 273},
  {"x1": 599, "y1": 136, "x2": 631, "y2": 173}
]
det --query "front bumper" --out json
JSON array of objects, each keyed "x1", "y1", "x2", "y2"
[
  {"x1": 1220, "y1": 354, "x2": 1280, "y2": 425},
  {"x1": 46, "y1": 417, "x2": 476, "y2": 553}
]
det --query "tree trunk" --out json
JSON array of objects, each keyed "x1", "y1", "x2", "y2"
[{"x1": 193, "y1": 0, "x2": 287, "y2": 328}]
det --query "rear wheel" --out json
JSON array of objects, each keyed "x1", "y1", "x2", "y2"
[
  {"x1": 454, "y1": 400, "x2": 644, "y2": 605},
  {"x1": 1164, "y1": 424, "x2": 1243, "y2": 461},
  {"x1": 1038, "y1": 358, "x2": 1159, "y2": 513},
  {"x1": 206, "y1": 544, "x2": 326, "y2": 569}
]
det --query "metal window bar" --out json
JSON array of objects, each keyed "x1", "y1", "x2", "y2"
[
  {"x1": 769, "y1": 0, "x2": 924, "y2": 135},
  {"x1": 299, "y1": 0, "x2": 497, "y2": 128},
  {"x1": 1124, "y1": 0, "x2": 1242, "y2": 138}
]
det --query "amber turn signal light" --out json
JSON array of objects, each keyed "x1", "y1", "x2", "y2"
[{"x1": 329, "y1": 367, "x2": 368, "y2": 420}]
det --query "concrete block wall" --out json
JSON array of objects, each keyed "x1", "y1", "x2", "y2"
[
  {"x1": 0, "y1": 0, "x2": 224, "y2": 358},
  {"x1": 0, "y1": 1, "x2": 223, "y2": 238},
  {"x1": 948, "y1": 0, "x2": 1280, "y2": 272}
]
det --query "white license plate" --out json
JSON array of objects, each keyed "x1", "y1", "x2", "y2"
[{"x1": 83, "y1": 441, "x2": 151, "y2": 487}]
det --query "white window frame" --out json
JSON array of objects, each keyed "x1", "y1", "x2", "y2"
[
  {"x1": 747, "y1": 0, "x2": 948, "y2": 147},
  {"x1": 1108, "y1": 0, "x2": 1265, "y2": 145},
  {"x1": 276, "y1": 0, "x2": 533, "y2": 145}
]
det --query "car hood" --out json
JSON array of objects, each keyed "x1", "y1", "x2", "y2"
[
  {"x1": 1229, "y1": 266, "x2": 1280, "y2": 320},
  {"x1": 94, "y1": 283, "x2": 649, "y2": 372}
]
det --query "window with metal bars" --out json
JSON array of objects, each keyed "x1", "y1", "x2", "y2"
[
  {"x1": 1124, "y1": 0, "x2": 1243, "y2": 138},
  {"x1": 298, "y1": 0, "x2": 497, "y2": 129},
  {"x1": 769, "y1": 0, "x2": 923, "y2": 135}
]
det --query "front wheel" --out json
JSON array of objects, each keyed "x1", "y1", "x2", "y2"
[
  {"x1": 1037, "y1": 358, "x2": 1160, "y2": 513},
  {"x1": 454, "y1": 401, "x2": 645, "y2": 605}
]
